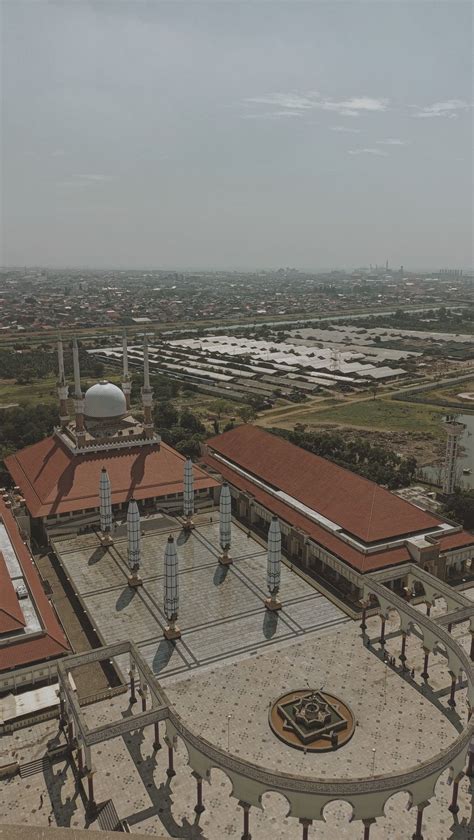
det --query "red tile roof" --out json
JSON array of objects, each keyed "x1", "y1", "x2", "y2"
[
  {"x1": 204, "y1": 450, "x2": 411, "y2": 574},
  {"x1": 437, "y1": 531, "x2": 474, "y2": 552},
  {"x1": 5, "y1": 436, "x2": 218, "y2": 519},
  {"x1": 0, "y1": 499, "x2": 70, "y2": 672},
  {"x1": 0, "y1": 551, "x2": 26, "y2": 635},
  {"x1": 205, "y1": 426, "x2": 441, "y2": 543}
]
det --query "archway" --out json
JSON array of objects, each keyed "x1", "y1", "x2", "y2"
[{"x1": 260, "y1": 791, "x2": 292, "y2": 835}]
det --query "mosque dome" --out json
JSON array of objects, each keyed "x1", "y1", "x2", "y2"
[{"x1": 84, "y1": 381, "x2": 127, "y2": 420}]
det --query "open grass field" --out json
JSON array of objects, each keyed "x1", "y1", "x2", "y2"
[
  {"x1": 0, "y1": 370, "x2": 124, "y2": 409},
  {"x1": 0, "y1": 377, "x2": 57, "y2": 407},
  {"x1": 263, "y1": 396, "x2": 447, "y2": 437},
  {"x1": 413, "y1": 377, "x2": 474, "y2": 408}
]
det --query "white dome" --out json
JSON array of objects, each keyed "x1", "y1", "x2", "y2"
[{"x1": 84, "y1": 381, "x2": 127, "y2": 419}]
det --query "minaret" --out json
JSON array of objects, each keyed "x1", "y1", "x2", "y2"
[
  {"x1": 163, "y1": 535, "x2": 181, "y2": 640},
  {"x1": 183, "y1": 458, "x2": 195, "y2": 530},
  {"x1": 443, "y1": 417, "x2": 465, "y2": 495},
  {"x1": 126, "y1": 498, "x2": 143, "y2": 587},
  {"x1": 141, "y1": 334, "x2": 154, "y2": 439},
  {"x1": 265, "y1": 516, "x2": 282, "y2": 611},
  {"x1": 72, "y1": 338, "x2": 86, "y2": 446},
  {"x1": 219, "y1": 482, "x2": 232, "y2": 565},
  {"x1": 57, "y1": 336, "x2": 69, "y2": 428},
  {"x1": 122, "y1": 329, "x2": 131, "y2": 411},
  {"x1": 99, "y1": 467, "x2": 113, "y2": 545}
]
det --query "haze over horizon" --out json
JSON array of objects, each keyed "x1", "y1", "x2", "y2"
[{"x1": 2, "y1": 1, "x2": 473, "y2": 271}]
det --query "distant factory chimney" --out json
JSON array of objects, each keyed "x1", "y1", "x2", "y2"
[
  {"x1": 443, "y1": 416, "x2": 465, "y2": 495},
  {"x1": 57, "y1": 335, "x2": 69, "y2": 428}
]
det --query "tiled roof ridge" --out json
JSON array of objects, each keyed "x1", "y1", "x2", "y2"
[
  {"x1": 205, "y1": 425, "x2": 440, "y2": 543},
  {"x1": 208, "y1": 423, "x2": 409, "y2": 497}
]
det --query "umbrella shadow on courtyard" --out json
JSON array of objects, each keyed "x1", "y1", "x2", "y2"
[
  {"x1": 177, "y1": 529, "x2": 192, "y2": 547},
  {"x1": 263, "y1": 609, "x2": 279, "y2": 639},
  {"x1": 116, "y1": 587, "x2": 136, "y2": 611},
  {"x1": 152, "y1": 639, "x2": 175, "y2": 675},
  {"x1": 213, "y1": 564, "x2": 229, "y2": 586}
]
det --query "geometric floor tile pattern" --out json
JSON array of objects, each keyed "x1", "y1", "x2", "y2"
[
  {"x1": 2, "y1": 520, "x2": 472, "y2": 839},
  {"x1": 54, "y1": 517, "x2": 349, "y2": 681}
]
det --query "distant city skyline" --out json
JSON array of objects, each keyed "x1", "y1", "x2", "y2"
[{"x1": 2, "y1": 1, "x2": 472, "y2": 270}]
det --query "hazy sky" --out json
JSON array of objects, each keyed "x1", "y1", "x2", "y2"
[{"x1": 2, "y1": 1, "x2": 473, "y2": 270}]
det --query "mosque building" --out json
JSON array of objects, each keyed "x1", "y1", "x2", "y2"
[{"x1": 5, "y1": 334, "x2": 218, "y2": 542}]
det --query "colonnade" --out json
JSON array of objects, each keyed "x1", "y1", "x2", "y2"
[{"x1": 55, "y1": 565, "x2": 474, "y2": 840}]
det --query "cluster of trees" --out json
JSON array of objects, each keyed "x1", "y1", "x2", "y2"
[
  {"x1": 153, "y1": 402, "x2": 207, "y2": 457},
  {"x1": 153, "y1": 399, "x2": 255, "y2": 457},
  {"x1": 343, "y1": 307, "x2": 473, "y2": 334},
  {"x1": 0, "y1": 403, "x2": 58, "y2": 485},
  {"x1": 272, "y1": 427, "x2": 417, "y2": 489},
  {"x1": 445, "y1": 489, "x2": 474, "y2": 530},
  {"x1": 0, "y1": 345, "x2": 104, "y2": 384}
]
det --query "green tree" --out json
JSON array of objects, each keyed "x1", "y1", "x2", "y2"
[{"x1": 238, "y1": 405, "x2": 256, "y2": 423}]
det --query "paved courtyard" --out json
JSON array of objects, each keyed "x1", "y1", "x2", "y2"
[
  {"x1": 53, "y1": 517, "x2": 349, "y2": 681},
  {"x1": 1, "y1": 517, "x2": 473, "y2": 838},
  {"x1": 1, "y1": 596, "x2": 473, "y2": 839}
]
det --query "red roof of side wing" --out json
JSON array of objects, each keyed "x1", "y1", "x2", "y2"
[
  {"x1": 0, "y1": 498, "x2": 70, "y2": 671},
  {"x1": 205, "y1": 425, "x2": 442, "y2": 543}
]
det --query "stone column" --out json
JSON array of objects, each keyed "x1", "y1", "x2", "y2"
[
  {"x1": 67, "y1": 718, "x2": 74, "y2": 750},
  {"x1": 58, "y1": 688, "x2": 66, "y2": 728},
  {"x1": 447, "y1": 623, "x2": 452, "y2": 634},
  {"x1": 421, "y1": 648, "x2": 430, "y2": 680},
  {"x1": 193, "y1": 772, "x2": 205, "y2": 814},
  {"x1": 412, "y1": 802, "x2": 428, "y2": 840},
  {"x1": 87, "y1": 771, "x2": 96, "y2": 814},
  {"x1": 448, "y1": 672, "x2": 457, "y2": 707},
  {"x1": 153, "y1": 721, "x2": 161, "y2": 751},
  {"x1": 360, "y1": 601, "x2": 368, "y2": 632},
  {"x1": 449, "y1": 777, "x2": 461, "y2": 814},
  {"x1": 467, "y1": 749, "x2": 474, "y2": 777},
  {"x1": 425, "y1": 603, "x2": 431, "y2": 617},
  {"x1": 141, "y1": 683, "x2": 148, "y2": 712},
  {"x1": 239, "y1": 801, "x2": 251, "y2": 840},
  {"x1": 363, "y1": 819, "x2": 376, "y2": 839},
  {"x1": 77, "y1": 744, "x2": 84, "y2": 777},
  {"x1": 399, "y1": 632, "x2": 407, "y2": 669},
  {"x1": 129, "y1": 666, "x2": 137, "y2": 704},
  {"x1": 470, "y1": 632, "x2": 474, "y2": 662},
  {"x1": 379, "y1": 616, "x2": 386, "y2": 647},
  {"x1": 166, "y1": 743, "x2": 176, "y2": 778},
  {"x1": 300, "y1": 818, "x2": 312, "y2": 840}
]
